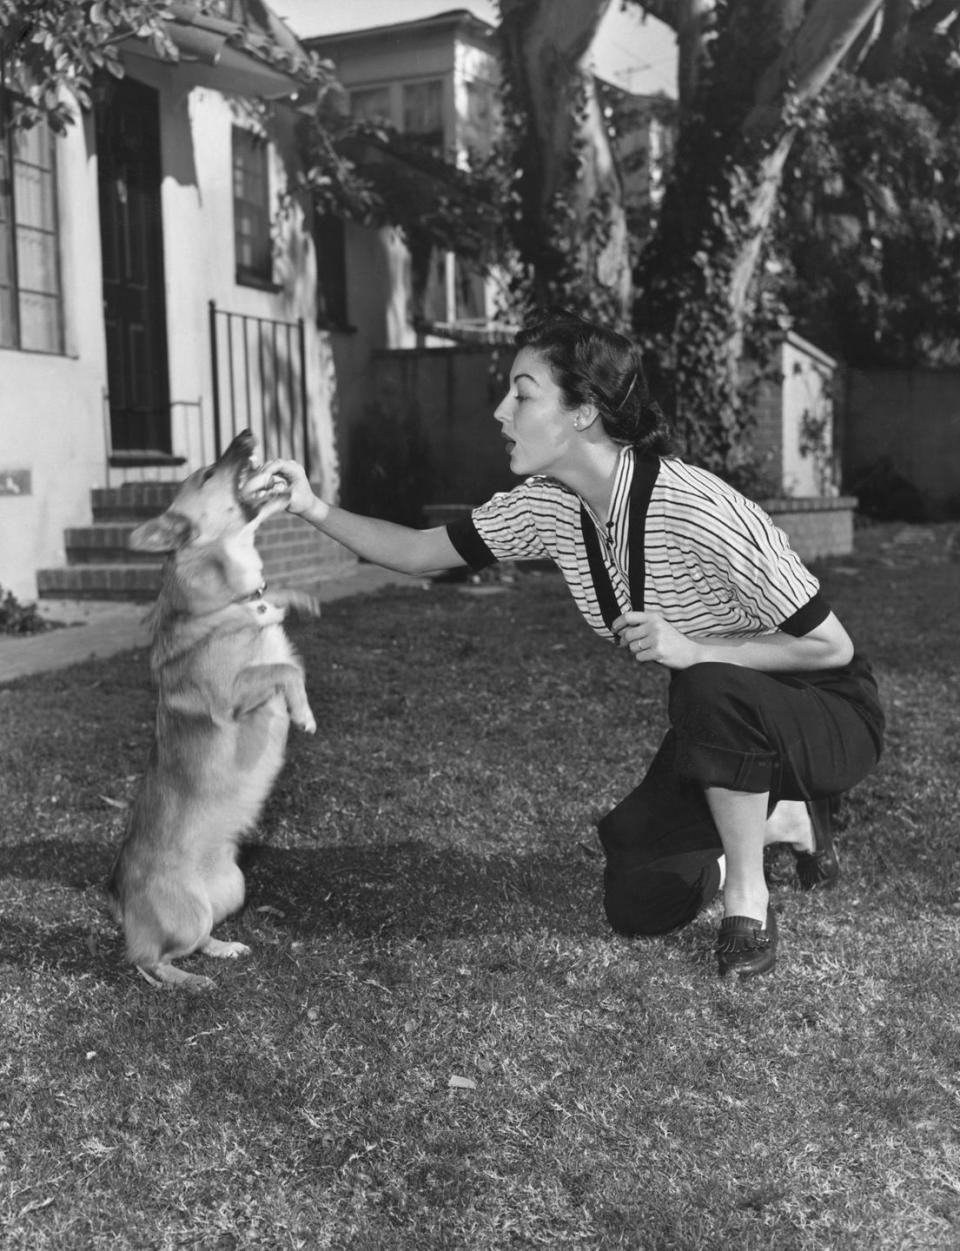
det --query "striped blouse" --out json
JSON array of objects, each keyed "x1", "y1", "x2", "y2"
[{"x1": 447, "y1": 447, "x2": 829, "y2": 644}]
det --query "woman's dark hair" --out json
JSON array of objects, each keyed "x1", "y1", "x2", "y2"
[{"x1": 515, "y1": 308, "x2": 674, "y2": 457}]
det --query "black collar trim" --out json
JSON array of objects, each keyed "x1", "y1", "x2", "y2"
[{"x1": 580, "y1": 455, "x2": 659, "y2": 637}]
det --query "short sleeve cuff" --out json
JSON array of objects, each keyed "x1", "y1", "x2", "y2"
[
  {"x1": 779, "y1": 592, "x2": 831, "y2": 637},
  {"x1": 446, "y1": 515, "x2": 498, "y2": 571}
]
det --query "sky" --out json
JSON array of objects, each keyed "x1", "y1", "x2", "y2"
[{"x1": 276, "y1": 0, "x2": 678, "y2": 96}]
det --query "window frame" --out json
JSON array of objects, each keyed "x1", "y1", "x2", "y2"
[
  {"x1": 0, "y1": 110, "x2": 65, "y2": 356},
  {"x1": 232, "y1": 125, "x2": 276, "y2": 290}
]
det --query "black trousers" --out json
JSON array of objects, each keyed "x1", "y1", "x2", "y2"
[{"x1": 597, "y1": 655, "x2": 885, "y2": 937}]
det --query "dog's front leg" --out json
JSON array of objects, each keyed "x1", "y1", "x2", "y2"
[{"x1": 232, "y1": 664, "x2": 316, "y2": 733}]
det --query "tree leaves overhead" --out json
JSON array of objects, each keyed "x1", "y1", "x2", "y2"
[
  {"x1": 0, "y1": 1, "x2": 341, "y2": 132},
  {"x1": 778, "y1": 63, "x2": 960, "y2": 367}
]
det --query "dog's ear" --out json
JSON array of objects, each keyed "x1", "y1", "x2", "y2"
[{"x1": 128, "y1": 511, "x2": 193, "y2": 553}]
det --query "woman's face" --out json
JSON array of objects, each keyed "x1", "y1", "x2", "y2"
[{"x1": 494, "y1": 348, "x2": 581, "y2": 478}]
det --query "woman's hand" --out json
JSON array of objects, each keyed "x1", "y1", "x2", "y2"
[
  {"x1": 613, "y1": 611, "x2": 701, "y2": 670},
  {"x1": 260, "y1": 458, "x2": 325, "y2": 520}
]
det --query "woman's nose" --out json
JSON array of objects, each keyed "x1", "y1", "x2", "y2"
[{"x1": 493, "y1": 393, "x2": 512, "y2": 423}]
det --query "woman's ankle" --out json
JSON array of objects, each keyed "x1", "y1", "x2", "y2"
[{"x1": 722, "y1": 885, "x2": 770, "y2": 923}]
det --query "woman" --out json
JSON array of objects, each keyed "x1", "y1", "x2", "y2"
[{"x1": 266, "y1": 309, "x2": 884, "y2": 978}]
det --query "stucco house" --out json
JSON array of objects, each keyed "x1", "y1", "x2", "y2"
[{"x1": 0, "y1": 1, "x2": 352, "y2": 603}]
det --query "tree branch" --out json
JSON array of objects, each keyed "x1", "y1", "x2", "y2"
[
  {"x1": 745, "y1": 0, "x2": 884, "y2": 137},
  {"x1": 910, "y1": 0, "x2": 960, "y2": 37},
  {"x1": 499, "y1": 0, "x2": 613, "y2": 62}
]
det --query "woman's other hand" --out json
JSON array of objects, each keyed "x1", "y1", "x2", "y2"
[{"x1": 613, "y1": 611, "x2": 700, "y2": 669}]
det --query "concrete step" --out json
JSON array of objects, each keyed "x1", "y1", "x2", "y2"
[
  {"x1": 36, "y1": 563, "x2": 163, "y2": 601},
  {"x1": 91, "y1": 481, "x2": 181, "y2": 522},
  {"x1": 64, "y1": 523, "x2": 165, "y2": 565}
]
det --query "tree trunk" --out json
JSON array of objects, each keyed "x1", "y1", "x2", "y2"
[
  {"x1": 498, "y1": 0, "x2": 632, "y2": 322},
  {"x1": 634, "y1": 0, "x2": 884, "y2": 481}
]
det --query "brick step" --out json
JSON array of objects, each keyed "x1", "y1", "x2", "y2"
[
  {"x1": 37, "y1": 563, "x2": 163, "y2": 601},
  {"x1": 64, "y1": 523, "x2": 165, "y2": 565},
  {"x1": 91, "y1": 481, "x2": 182, "y2": 522}
]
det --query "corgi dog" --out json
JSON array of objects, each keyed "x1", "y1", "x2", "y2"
[{"x1": 107, "y1": 430, "x2": 318, "y2": 990}]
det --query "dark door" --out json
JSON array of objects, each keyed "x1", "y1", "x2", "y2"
[{"x1": 96, "y1": 77, "x2": 171, "y2": 454}]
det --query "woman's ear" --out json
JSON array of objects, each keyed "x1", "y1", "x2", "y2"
[{"x1": 573, "y1": 403, "x2": 600, "y2": 432}]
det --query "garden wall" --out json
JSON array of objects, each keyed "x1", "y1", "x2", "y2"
[
  {"x1": 760, "y1": 495, "x2": 858, "y2": 562},
  {"x1": 369, "y1": 341, "x2": 858, "y2": 561}
]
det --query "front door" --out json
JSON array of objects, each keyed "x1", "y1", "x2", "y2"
[{"x1": 96, "y1": 76, "x2": 171, "y2": 454}]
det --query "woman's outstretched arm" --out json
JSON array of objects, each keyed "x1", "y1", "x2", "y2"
[{"x1": 263, "y1": 458, "x2": 469, "y2": 577}]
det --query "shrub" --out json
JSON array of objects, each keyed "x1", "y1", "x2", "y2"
[{"x1": 0, "y1": 586, "x2": 53, "y2": 636}]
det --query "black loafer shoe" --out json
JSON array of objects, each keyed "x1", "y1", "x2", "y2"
[
  {"x1": 793, "y1": 797, "x2": 840, "y2": 891},
  {"x1": 716, "y1": 907, "x2": 778, "y2": 978}
]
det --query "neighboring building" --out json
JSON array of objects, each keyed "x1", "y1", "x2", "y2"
[
  {"x1": 306, "y1": 10, "x2": 676, "y2": 515},
  {"x1": 0, "y1": 1, "x2": 350, "y2": 602},
  {"x1": 306, "y1": 9, "x2": 500, "y2": 343},
  {"x1": 303, "y1": 8, "x2": 502, "y2": 467}
]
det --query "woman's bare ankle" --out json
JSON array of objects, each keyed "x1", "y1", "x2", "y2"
[{"x1": 722, "y1": 885, "x2": 770, "y2": 923}]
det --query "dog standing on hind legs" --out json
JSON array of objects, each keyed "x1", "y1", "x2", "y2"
[{"x1": 107, "y1": 430, "x2": 319, "y2": 991}]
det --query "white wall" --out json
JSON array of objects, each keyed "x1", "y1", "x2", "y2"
[
  {"x1": 0, "y1": 110, "x2": 107, "y2": 602},
  {"x1": 781, "y1": 333, "x2": 839, "y2": 498},
  {"x1": 0, "y1": 68, "x2": 341, "y2": 602}
]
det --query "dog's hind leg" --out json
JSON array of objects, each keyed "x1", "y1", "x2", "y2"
[{"x1": 123, "y1": 880, "x2": 223, "y2": 991}]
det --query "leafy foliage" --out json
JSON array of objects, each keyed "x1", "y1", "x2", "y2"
[
  {"x1": 778, "y1": 71, "x2": 960, "y2": 368},
  {"x1": 0, "y1": 0, "x2": 341, "y2": 133},
  {"x1": 0, "y1": 0, "x2": 176, "y2": 131}
]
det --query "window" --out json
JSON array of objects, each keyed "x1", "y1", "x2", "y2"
[
  {"x1": 232, "y1": 127, "x2": 272, "y2": 287},
  {"x1": 402, "y1": 80, "x2": 445, "y2": 151},
  {"x1": 463, "y1": 77, "x2": 497, "y2": 159},
  {"x1": 0, "y1": 119, "x2": 63, "y2": 353},
  {"x1": 349, "y1": 80, "x2": 446, "y2": 150},
  {"x1": 350, "y1": 86, "x2": 392, "y2": 126},
  {"x1": 314, "y1": 213, "x2": 349, "y2": 330}
]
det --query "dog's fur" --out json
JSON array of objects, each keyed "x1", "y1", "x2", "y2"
[{"x1": 107, "y1": 430, "x2": 317, "y2": 990}]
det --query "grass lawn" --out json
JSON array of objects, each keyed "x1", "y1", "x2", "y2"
[{"x1": 1, "y1": 520, "x2": 959, "y2": 1250}]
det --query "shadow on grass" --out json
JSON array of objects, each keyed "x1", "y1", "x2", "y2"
[
  {"x1": 239, "y1": 840, "x2": 603, "y2": 941},
  {"x1": 0, "y1": 835, "x2": 610, "y2": 982}
]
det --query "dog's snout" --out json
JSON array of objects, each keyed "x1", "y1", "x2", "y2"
[{"x1": 219, "y1": 429, "x2": 257, "y2": 467}]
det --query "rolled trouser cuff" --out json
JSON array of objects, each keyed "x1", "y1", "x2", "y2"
[{"x1": 673, "y1": 735, "x2": 779, "y2": 793}]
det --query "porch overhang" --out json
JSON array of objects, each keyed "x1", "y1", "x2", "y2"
[{"x1": 117, "y1": 1, "x2": 306, "y2": 101}]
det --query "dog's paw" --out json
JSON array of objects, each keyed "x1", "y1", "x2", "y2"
[
  {"x1": 272, "y1": 590, "x2": 322, "y2": 619},
  {"x1": 137, "y1": 963, "x2": 216, "y2": 992},
  {"x1": 200, "y1": 938, "x2": 251, "y2": 961}
]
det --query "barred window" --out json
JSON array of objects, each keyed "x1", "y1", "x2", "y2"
[
  {"x1": 232, "y1": 127, "x2": 272, "y2": 286},
  {"x1": 0, "y1": 120, "x2": 63, "y2": 353}
]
